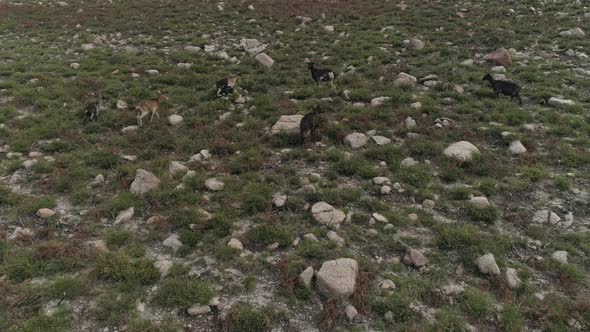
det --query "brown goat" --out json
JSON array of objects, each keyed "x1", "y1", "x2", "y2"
[{"x1": 135, "y1": 91, "x2": 168, "y2": 127}]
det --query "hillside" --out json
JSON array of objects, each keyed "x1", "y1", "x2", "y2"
[{"x1": 1, "y1": 0, "x2": 589, "y2": 331}]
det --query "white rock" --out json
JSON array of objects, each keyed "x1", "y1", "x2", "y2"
[
  {"x1": 380, "y1": 279, "x2": 396, "y2": 289},
  {"x1": 255, "y1": 53, "x2": 275, "y2": 68},
  {"x1": 345, "y1": 305, "x2": 358, "y2": 322},
  {"x1": 299, "y1": 266, "x2": 314, "y2": 289},
  {"x1": 491, "y1": 66, "x2": 506, "y2": 73},
  {"x1": 506, "y1": 268, "x2": 521, "y2": 289},
  {"x1": 410, "y1": 102, "x2": 422, "y2": 109},
  {"x1": 373, "y1": 177, "x2": 391, "y2": 185},
  {"x1": 461, "y1": 59, "x2": 474, "y2": 66},
  {"x1": 114, "y1": 207, "x2": 134, "y2": 224},
  {"x1": 404, "y1": 249, "x2": 428, "y2": 267},
  {"x1": 401, "y1": 157, "x2": 418, "y2": 168},
  {"x1": 204, "y1": 45, "x2": 216, "y2": 53},
  {"x1": 372, "y1": 135, "x2": 391, "y2": 145},
  {"x1": 344, "y1": 132, "x2": 368, "y2": 149},
  {"x1": 327, "y1": 231, "x2": 345, "y2": 246},
  {"x1": 168, "y1": 114, "x2": 184, "y2": 125},
  {"x1": 271, "y1": 115, "x2": 304, "y2": 135},
  {"x1": 548, "y1": 97, "x2": 575, "y2": 107},
  {"x1": 422, "y1": 199, "x2": 435, "y2": 209},
  {"x1": 559, "y1": 28, "x2": 585, "y2": 38},
  {"x1": 8, "y1": 227, "x2": 33, "y2": 240},
  {"x1": 470, "y1": 196, "x2": 490, "y2": 208},
  {"x1": 145, "y1": 69, "x2": 159, "y2": 75},
  {"x1": 324, "y1": 25, "x2": 335, "y2": 32},
  {"x1": 532, "y1": 210, "x2": 561, "y2": 224},
  {"x1": 22, "y1": 159, "x2": 38, "y2": 169},
  {"x1": 370, "y1": 97, "x2": 390, "y2": 107},
  {"x1": 405, "y1": 117, "x2": 416, "y2": 128},
  {"x1": 81, "y1": 43, "x2": 95, "y2": 51},
  {"x1": 372, "y1": 213, "x2": 388, "y2": 223},
  {"x1": 169, "y1": 161, "x2": 188, "y2": 176},
  {"x1": 163, "y1": 235, "x2": 183, "y2": 253},
  {"x1": 272, "y1": 193, "x2": 287, "y2": 207},
  {"x1": 476, "y1": 253, "x2": 500, "y2": 275},
  {"x1": 316, "y1": 258, "x2": 358, "y2": 298},
  {"x1": 121, "y1": 125, "x2": 139, "y2": 133},
  {"x1": 442, "y1": 284, "x2": 464, "y2": 296},
  {"x1": 70, "y1": 62, "x2": 80, "y2": 69},
  {"x1": 37, "y1": 208, "x2": 56, "y2": 219},
  {"x1": 130, "y1": 169, "x2": 160, "y2": 194},
  {"x1": 227, "y1": 238, "x2": 243, "y2": 250},
  {"x1": 551, "y1": 251, "x2": 568, "y2": 264},
  {"x1": 184, "y1": 45, "x2": 201, "y2": 53},
  {"x1": 154, "y1": 259, "x2": 173, "y2": 276},
  {"x1": 443, "y1": 141, "x2": 480, "y2": 161},
  {"x1": 509, "y1": 140, "x2": 527, "y2": 155},
  {"x1": 116, "y1": 100, "x2": 128, "y2": 110},
  {"x1": 205, "y1": 178, "x2": 224, "y2": 191},
  {"x1": 177, "y1": 63, "x2": 193, "y2": 69},
  {"x1": 311, "y1": 202, "x2": 346, "y2": 228},
  {"x1": 188, "y1": 305, "x2": 211, "y2": 316},
  {"x1": 394, "y1": 72, "x2": 417, "y2": 86}
]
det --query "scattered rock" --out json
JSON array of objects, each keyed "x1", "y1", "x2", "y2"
[
  {"x1": 114, "y1": 207, "x2": 134, "y2": 224},
  {"x1": 168, "y1": 114, "x2": 184, "y2": 125},
  {"x1": 405, "y1": 117, "x2": 417, "y2": 128},
  {"x1": 394, "y1": 72, "x2": 417, "y2": 86},
  {"x1": 422, "y1": 199, "x2": 435, "y2": 209},
  {"x1": 559, "y1": 28, "x2": 585, "y2": 38},
  {"x1": 299, "y1": 266, "x2": 314, "y2": 289},
  {"x1": 324, "y1": 25, "x2": 335, "y2": 32},
  {"x1": 130, "y1": 169, "x2": 160, "y2": 194},
  {"x1": 443, "y1": 141, "x2": 480, "y2": 161},
  {"x1": 37, "y1": 208, "x2": 56, "y2": 219},
  {"x1": 370, "y1": 97, "x2": 390, "y2": 107},
  {"x1": 316, "y1": 258, "x2": 358, "y2": 298},
  {"x1": 476, "y1": 253, "x2": 500, "y2": 275},
  {"x1": 227, "y1": 238, "x2": 243, "y2": 250},
  {"x1": 404, "y1": 249, "x2": 428, "y2": 267},
  {"x1": 205, "y1": 178, "x2": 224, "y2": 191},
  {"x1": 272, "y1": 193, "x2": 287, "y2": 207},
  {"x1": 311, "y1": 202, "x2": 346, "y2": 228},
  {"x1": 327, "y1": 231, "x2": 345, "y2": 246},
  {"x1": 470, "y1": 196, "x2": 490, "y2": 208},
  {"x1": 379, "y1": 279, "x2": 396, "y2": 289},
  {"x1": 345, "y1": 305, "x2": 358, "y2": 322},
  {"x1": 401, "y1": 157, "x2": 418, "y2": 168},
  {"x1": 169, "y1": 161, "x2": 189, "y2": 176},
  {"x1": 506, "y1": 268, "x2": 521, "y2": 289},
  {"x1": 483, "y1": 48, "x2": 512, "y2": 67},
  {"x1": 154, "y1": 259, "x2": 173, "y2": 276},
  {"x1": 509, "y1": 140, "x2": 526, "y2": 155},
  {"x1": 255, "y1": 53, "x2": 275, "y2": 68},
  {"x1": 404, "y1": 38, "x2": 425, "y2": 50},
  {"x1": 548, "y1": 97, "x2": 575, "y2": 107},
  {"x1": 532, "y1": 210, "x2": 561, "y2": 225},
  {"x1": 551, "y1": 251, "x2": 568, "y2": 264},
  {"x1": 188, "y1": 305, "x2": 211, "y2": 316},
  {"x1": 163, "y1": 234, "x2": 182, "y2": 253},
  {"x1": 70, "y1": 62, "x2": 80, "y2": 69},
  {"x1": 344, "y1": 132, "x2": 368, "y2": 149},
  {"x1": 271, "y1": 115, "x2": 304, "y2": 134},
  {"x1": 371, "y1": 135, "x2": 391, "y2": 145},
  {"x1": 184, "y1": 45, "x2": 201, "y2": 53},
  {"x1": 116, "y1": 100, "x2": 128, "y2": 110},
  {"x1": 372, "y1": 213, "x2": 388, "y2": 223},
  {"x1": 85, "y1": 239, "x2": 108, "y2": 253},
  {"x1": 441, "y1": 284, "x2": 465, "y2": 296}
]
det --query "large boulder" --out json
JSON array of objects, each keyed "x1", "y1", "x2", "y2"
[
  {"x1": 311, "y1": 202, "x2": 346, "y2": 228},
  {"x1": 130, "y1": 169, "x2": 160, "y2": 194},
  {"x1": 271, "y1": 115, "x2": 304, "y2": 135},
  {"x1": 443, "y1": 141, "x2": 480, "y2": 161},
  {"x1": 316, "y1": 258, "x2": 358, "y2": 298},
  {"x1": 483, "y1": 48, "x2": 512, "y2": 67}
]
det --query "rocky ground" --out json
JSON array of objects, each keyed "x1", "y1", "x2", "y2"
[{"x1": 1, "y1": 0, "x2": 589, "y2": 331}]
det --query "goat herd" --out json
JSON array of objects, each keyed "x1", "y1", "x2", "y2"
[{"x1": 83, "y1": 61, "x2": 523, "y2": 146}]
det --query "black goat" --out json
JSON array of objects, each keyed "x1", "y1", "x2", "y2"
[
  {"x1": 83, "y1": 94, "x2": 104, "y2": 124},
  {"x1": 216, "y1": 73, "x2": 241, "y2": 97},
  {"x1": 307, "y1": 62, "x2": 336, "y2": 90},
  {"x1": 300, "y1": 105, "x2": 321, "y2": 146},
  {"x1": 483, "y1": 73, "x2": 522, "y2": 104}
]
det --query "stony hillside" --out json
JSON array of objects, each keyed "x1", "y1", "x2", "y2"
[{"x1": 1, "y1": 0, "x2": 589, "y2": 331}]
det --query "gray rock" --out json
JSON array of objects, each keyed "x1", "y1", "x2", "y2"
[
  {"x1": 299, "y1": 266, "x2": 314, "y2": 289},
  {"x1": 316, "y1": 258, "x2": 358, "y2": 298},
  {"x1": 532, "y1": 210, "x2": 561, "y2": 224},
  {"x1": 163, "y1": 235, "x2": 182, "y2": 253},
  {"x1": 255, "y1": 53, "x2": 275, "y2": 68},
  {"x1": 169, "y1": 161, "x2": 188, "y2": 176},
  {"x1": 506, "y1": 268, "x2": 521, "y2": 289},
  {"x1": 509, "y1": 140, "x2": 526, "y2": 155},
  {"x1": 345, "y1": 305, "x2": 358, "y2": 322},
  {"x1": 559, "y1": 28, "x2": 585, "y2": 38},
  {"x1": 130, "y1": 169, "x2": 160, "y2": 194},
  {"x1": 168, "y1": 114, "x2": 184, "y2": 125},
  {"x1": 312, "y1": 202, "x2": 346, "y2": 228},
  {"x1": 114, "y1": 207, "x2": 134, "y2": 224},
  {"x1": 443, "y1": 141, "x2": 480, "y2": 161},
  {"x1": 373, "y1": 177, "x2": 391, "y2": 185},
  {"x1": 470, "y1": 196, "x2": 490, "y2": 208},
  {"x1": 476, "y1": 253, "x2": 500, "y2": 275},
  {"x1": 37, "y1": 208, "x2": 56, "y2": 219},
  {"x1": 272, "y1": 193, "x2": 287, "y2": 207},
  {"x1": 394, "y1": 72, "x2": 417, "y2": 86},
  {"x1": 422, "y1": 199, "x2": 435, "y2": 209},
  {"x1": 405, "y1": 117, "x2": 417, "y2": 128},
  {"x1": 271, "y1": 115, "x2": 304, "y2": 134},
  {"x1": 184, "y1": 45, "x2": 201, "y2": 53},
  {"x1": 370, "y1": 96, "x2": 390, "y2": 107},
  {"x1": 227, "y1": 238, "x2": 243, "y2": 250},
  {"x1": 371, "y1": 135, "x2": 391, "y2": 145},
  {"x1": 327, "y1": 231, "x2": 345, "y2": 246},
  {"x1": 188, "y1": 305, "x2": 211, "y2": 316},
  {"x1": 548, "y1": 97, "x2": 575, "y2": 107},
  {"x1": 401, "y1": 157, "x2": 418, "y2": 168},
  {"x1": 344, "y1": 132, "x2": 368, "y2": 149},
  {"x1": 551, "y1": 251, "x2": 568, "y2": 264},
  {"x1": 205, "y1": 178, "x2": 224, "y2": 191}
]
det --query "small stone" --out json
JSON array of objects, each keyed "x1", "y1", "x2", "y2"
[
  {"x1": 255, "y1": 53, "x2": 275, "y2": 68},
  {"x1": 169, "y1": 161, "x2": 188, "y2": 176},
  {"x1": 324, "y1": 25, "x2": 335, "y2": 32},
  {"x1": 272, "y1": 193, "x2": 287, "y2": 207},
  {"x1": 442, "y1": 284, "x2": 464, "y2": 296},
  {"x1": 228, "y1": 238, "x2": 243, "y2": 250},
  {"x1": 145, "y1": 69, "x2": 159, "y2": 75},
  {"x1": 344, "y1": 132, "x2": 368, "y2": 149},
  {"x1": 372, "y1": 135, "x2": 391, "y2": 145},
  {"x1": 37, "y1": 208, "x2": 56, "y2": 219},
  {"x1": 184, "y1": 45, "x2": 201, "y2": 53},
  {"x1": 168, "y1": 114, "x2": 184, "y2": 125},
  {"x1": 345, "y1": 305, "x2": 358, "y2": 322},
  {"x1": 380, "y1": 185, "x2": 391, "y2": 194},
  {"x1": 470, "y1": 196, "x2": 490, "y2": 208},
  {"x1": 405, "y1": 117, "x2": 417, "y2": 128},
  {"x1": 404, "y1": 249, "x2": 428, "y2": 267},
  {"x1": 559, "y1": 28, "x2": 585, "y2": 38},
  {"x1": 85, "y1": 239, "x2": 108, "y2": 253},
  {"x1": 509, "y1": 140, "x2": 527, "y2": 155},
  {"x1": 483, "y1": 48, "x2": 512, "y2": 67},
  {"x1": 401, "y1": 157, "x2": 418, "y2": 168},
  {"x1": 70, "y1": 62, "x2": 80, "y2": 69},
  {"x1": 532, "y1": 210, "x2": 561, "y2": 224},
  {"x1": 114, "y1": 207, "x2": 134, "y2": 224},
  {"x1": 372, "y1": 213, "x2": 388, "y2": 223},
  {"x1": 394, "y1": 72, "x2": 417, "y2": 86},
  {"x1": 163, "y1": 234, "x2": 183, "y2": 253},
  {"x1": 551, "y1": 251, "x2": 568, "y2": 264},
  {"x1": 410, "y1": 102, "x2": 422, "y2": 109},
  {"x1": 380, "y1": 279, "x2": 396, "y2": 289},
  {"x1": 443, "y1": 141, "x2": 480, "y2": 161},
  {"x1": 116, "y1": 100, "x2": 128, "y2": 110},
  {"x1": 476, "y1": 253, "x2": 500, "y2": 275},
  {"x1": 130, "y1": 169, "x2": 160, "y2": 194},
  {"x1": 370, "y1": 97, "x2": 390, "y2": 107},
  {"x1": 312, "y1": 202, "x2": 346, "y2": 228},
  {"x1": 188, "y1": 305, "x2": 211, "y2": 316},
  {"x1": 299, "y1": 266, "x2": 314, "y2": 289},
  {"x1": 327, "y1": 231, "x2": 345, "y2": 246},
  {"x1": 373, "y1": 177, "x2": 391, "y2": 185},
  {"x1": 408, "y1": 213, "x2": 418, "y2": 222},
  {"x1": 205, "y1": 178, "x2": 224, "y2": 191},
  {"x1": 422, "y1": 199, "x2": 435, "y2": 209},
  {"x1": 548, "y1": 97, "x2": 575, "y2": 107},
  {"x1": 506, "y1": 268, "x2": 521, "y2": 289}
]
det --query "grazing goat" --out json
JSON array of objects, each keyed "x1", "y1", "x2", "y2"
[
  {"x1": 135, "y1": 91, "x2": 168, "y2": 127},
  {"x1": 216, "y1": 73, "x2": 241, "y2": 97},
  {"x1": 307, "y1": 62, "x2": 336, "y2": 90},
  {"x1": 300, "y1": 105, "x2": 321, "y2": 146},
  {"x1": 483, "y1": 73, "x2": 522, "y2": 104},
  {"x1": 83, "y1": 94, "x2": 104, "y2": 124}
]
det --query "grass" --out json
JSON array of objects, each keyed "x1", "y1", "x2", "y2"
[{"x1": 153, "y1": 278, "x2": 214, "y2": 308}]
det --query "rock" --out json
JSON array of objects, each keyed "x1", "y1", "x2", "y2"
[
  {"x1": 316, "y1": 258, "x2": 358, "y2": 298},
  {"x1": 324, "y1": 25, "x2": 335, "y2": 32},
  {"x1": 404, "y1": 249, "x2": 428, "y2": 267},
  {"x1": 401, "y1": 157, "x2": 418, "y2": 168},
  {"x1": 163, "y1": 235, "x2": 182, "y2": 253},
  {"x1": 443, "y1": 141, "x2": 480, "y2": 161},
  {"x1": 177, "y1": 63, "x2": 193, "y2": 69},
  {"x1": 114, "y1": 207, "x2": 134, "y2": 224},
  {"x1": 227, "y1": 238, "x2": 243, "y2": 250},
  {"x1": 85, "y1": 239, "x2": 108, "y2": 253},
  {"x1": 470, "y1": 196, "x2": 490, "y2": 208},
  {"x1": 303, "y1": 233, "x2": 319, "y2": 242},
  {"x1": 509, "y1": 140, "x2": 526, "y2": 155},
  {"x1": 188, "y1": 305, "x2": 211, "y2": 316},
  {"x1": 394, "y1": 72, "x2": 417, "y2": 86},
  {"x1": 240, "y1": 38, "x2": 266, "y2": 56},
  {"x1": 312, "y1": 202, "x2": 346, "y2": 228},
  {"x1": 532, "y1": 210, "x2": 561, "y2": 224},
  {"x1": 344, "y1": 132, "x2": 368, "y2": 149},
  {"x1": 70, "y1": 62, "x2": 80, "y2": 69},
  {"x1": 422, "y1": 199, "x2": 435, "y2": 209},
  {"x1": 116, "y1": 100, "x2": 128, "y2": 110},
  {"x1": 168, "y1": 114, "x2": 184, "y2": 125},
  {"x1": 371, "y1": 135, "x2": 391, "y2": 145},
  {"x1": 122, "y1": 125, "x2": 139, "y2": 133},
  {"x1": 184, "y1": 45, "x2": 201, "y2": 53},
  {"x1": 381, "y1": 185, "x2": 391, "y2": 194},
  {"x1": 299, "y1": 266, "x2": 314, "y2": 289},
  {"x1": 405, "y1": 117, "x2": 417, "y2": 128},
  {"x1": 169, "y1": 161, "x2": 188, "y2": 176},
  {"x1": 81, "y1": 43, "x2": 95, "y2": 51},
  {"x1": 476, "y1": 253, "x2": 500, "y2": 275},
  {"x1": 327, "y1": 231, "x2": 345, "y2": 246},
  {"x1": 410, "y1": 102, "x2": 422, "y2": 110},
  {"x1": 548, "y1": 97, "x2": 575, "y2": 107},
  {"x1": 37, "y1": 208, "x2": 56, "y2": 219},
  {"x1": 154, "y1": 259, "x2": 173, "y2": 276},
  {"x1": 272, "y1": 193, "x2": 287, "y2": 207},
  {"x1": 461, "y1": 59, "x2": 474, "y2": 66},
  {"x1": 22, "y1": 159, "x2": 38, "y2": 169},
  {"x1": 373, "y1": 177, "x2": 391, "y2": 185},
  {"x1": 8, "y1": 227, "x2": 33, "y2": 240},
  {"x1": 271, "y1": 115, "x2": 304, "y2": 135},
  {"x1": 255, "y1": 53, "x2": 275, "y2": 68},
  {"x1": 442, "y1": 284, "x2": 464, "y2": 296},
  {"x1": 370, "y1": 97, "x2": 390, "y2": 107},
  {"x1": 405, "y1": 38, "x2": 425, "y2": 50},
  {"x1": 372, "y1": 213, "x2": 388, "y2": 223},
  {"x1": 408, "y1": 213, "x2": 418, "y2": 222},
  {"x1": 345, "y1": 305, "x2": 358, "y2": 322},
  {"x1": 205, "y1": 178, "x2": 224, "y2": 191},
  {"x1": 204, "y1": 45, "x2": 216, "y2": 53},
  {"x1": 145, "y1": 69, "x2": 159, "y2": 75},
  {"x1": 130, "y1": 169, "x2": 160, "y2": 194},
  {"x1": 559, "y1": 28, "x2": 585, "y2": 38},
  {"x1": 506, "y1": 268, "x2": 521, "y2": 289},
  {"x1": 551, "y1": 251, "x2": 568, "y2": 264},
  {"x1": 380, "y1": 279, "x2": 396, "y2": 289},
  {"x1": 483, "y1": 48, "x2": 512, "y2": 67}
]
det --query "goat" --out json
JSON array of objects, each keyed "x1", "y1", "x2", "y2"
[
  {"x1": 216, "y1": 73, "x2": 241, "y2": 97},
  {"x1": 300, "y1": 105, "x2": 321, "y2": 146},
  {"x1": 83, "y1": 94, "x2": 104, "y2": 124},
  {"x1": 483, "y1": 73, "x2": 522, "y2": 104},
  {"x1": 307, "y1": 62, "x2": 336, "y2": 90},
  {"x1": 135, "y1": 91, "x2": 168, "y2": 127}
]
